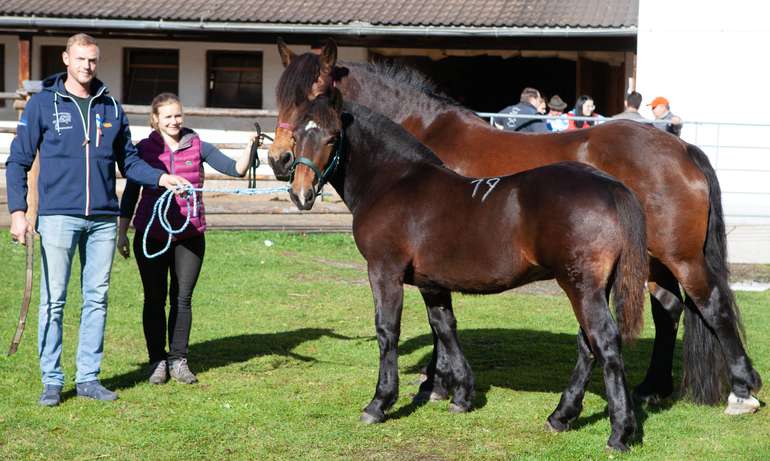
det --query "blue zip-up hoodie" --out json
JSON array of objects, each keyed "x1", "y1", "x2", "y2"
[{"x1": 6, "y1": 73, "x2": 162, "y2": 216}]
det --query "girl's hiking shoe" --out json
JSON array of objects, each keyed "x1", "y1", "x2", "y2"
[
  {"x1": 169, "y1": 358, "x2": 198, "y2": 384},
  {"x1": 148, "y1": 360, "x2": 168, "y2": 384}
]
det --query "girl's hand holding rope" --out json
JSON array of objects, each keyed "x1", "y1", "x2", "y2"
[{"x1": 158, "y1": 173, "x2": 191, "y2": 194}]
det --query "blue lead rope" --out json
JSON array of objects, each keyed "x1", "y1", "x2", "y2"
[{"x1": 142, "y1": 184, "x2": 290, "y2": 258}]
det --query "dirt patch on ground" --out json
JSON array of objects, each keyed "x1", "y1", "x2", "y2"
[
  {"x1": 297, "y1": 252, "x2": 769, "y2": 295},
  {"x1": 730, "y1": 263, "x2": 770, "y2": 283}
]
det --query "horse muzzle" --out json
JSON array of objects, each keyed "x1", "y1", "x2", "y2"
[
  {"x1": 268, "y1": 151, "x2": 294, "y2": 181},
  {"x1": 288, "y1": 186, "x2": 317, "y2": 211}
]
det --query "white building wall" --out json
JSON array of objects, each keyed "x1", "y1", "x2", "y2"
[
  {"x1": 636, "y1": 1, "x2": 770, "y2": 124},
  {"x1": 1, "y1": 35, "x2": 19, "y2": 119},
  {"x1": 4, "y1": 35, "x2": 367, "y2": 112},
  {"x1": 637, "y1": 0, "x2": 770, "y2": 262}
]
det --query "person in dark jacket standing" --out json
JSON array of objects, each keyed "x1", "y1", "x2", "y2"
[
  {"x1": 493, "y1": 87, "x2": 548, "y2": 133},
  {"x1": 6, "y1": 33, "x2": 189, "y2": 407},
  {"x1": 117, "y1": 93, "x2": 258, "y2": 385}
]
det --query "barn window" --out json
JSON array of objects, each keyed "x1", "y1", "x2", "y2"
[
  {"x1": 123, "y1": 48, "x2": 179, "y2": 105},
  {"x1": 206, "y1": 51, "x2": 263, "y2": 108},
  {"x1": 41, "y1": 45, "x2": 66, "y2": 80}
]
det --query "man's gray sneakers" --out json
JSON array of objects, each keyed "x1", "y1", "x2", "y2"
[
  {"x1": 39, "y1": 384, "x2": 63, "y2": 407},
  {"x1": 148, "y1": 360, "x2": 168, "y2": 385},
  {"x1": 169, "y1": 358, "x2": 198, "y2": 384},
  {"x1": 76, "y1": 380, "x2": 118, "y2": 401}
]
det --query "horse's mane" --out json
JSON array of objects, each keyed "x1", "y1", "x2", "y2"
[
  {"x1": 352, "y1": 61, "x2": 460, "y2": 106},
  {"x1": 341, "y1": 100, "x2": 445, "y2": 168},
  {"x1": 340, "y1": 60, "x2": 472, "y2": 123},
  {"x1": 277, "y1": 53, "x2": 321, "y2": 108}
]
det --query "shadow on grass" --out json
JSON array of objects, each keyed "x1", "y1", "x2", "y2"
[
  {"x1": 101, "y1": 328, "x2": 354, "y2": 391},
  {"x1": 390, "y1": 328, "x2": 681, "y2": 442}
]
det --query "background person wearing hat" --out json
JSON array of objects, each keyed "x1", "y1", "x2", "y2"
[
  {"x1": 545, "y1": 95, "x2": 569, "y2": 132},
  {"x1": 649, "y1": 96, "x2": 683, "y2": 136}
]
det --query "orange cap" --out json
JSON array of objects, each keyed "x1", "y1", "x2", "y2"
[{"x1": 648, "y1": 96, "x2": 669, "y2": 108}]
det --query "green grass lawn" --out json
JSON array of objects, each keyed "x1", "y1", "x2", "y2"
[{"x1": 0, "y1": 231, "x2": 767, "y2": 460}]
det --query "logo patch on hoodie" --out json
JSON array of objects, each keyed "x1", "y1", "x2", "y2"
[{"x1": 53, "y1": 112, "x2": 73, "y2": 130}]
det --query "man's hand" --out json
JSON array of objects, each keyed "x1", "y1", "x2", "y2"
[
  {"x1": 158, "y1": 174, "x2": 192, "y2": 196},
  {"x1": 9, "y1": 211, "x2": 34, "y2": 245},
  {"x1": 117, "y1": 232, "x2": 130, "y2": 259}
]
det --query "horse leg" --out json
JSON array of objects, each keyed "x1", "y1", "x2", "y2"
[
  {"x1": 419, "y1": 288, "x2": 474, "y2": 413},
  {"x1": 677, "y1": 262, "x2": 762, "y2": 414},
  {"x1": 413, "y1": 321, "x2": 450, "y2": 403},
  {"x1": 545, "y1": 328, "x2": 594, "y2": 432},
  {"x1": 360, "y1": 267, "x2": 405, "y2": 424},
  {"x1": 634, "y1": 259, "x2": 684, "y2": 403},
  {"x1": 561, "y1": 287, "x2": 636, "y2": 451}
]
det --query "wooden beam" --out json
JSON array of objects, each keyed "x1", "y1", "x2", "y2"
[
  {"x1": 17, "y1": 34, "x2": 30, "y2": 87},
  {"x1": 17, "y1": 34, "x2": 39, "y2": 226},
  {"x1": 122, "y1": 104, "x2": 278, "y2": 118}
]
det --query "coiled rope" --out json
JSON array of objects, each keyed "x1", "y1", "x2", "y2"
[{"x1": 143, "y1": 184, "x2": 289, "y2": 258}]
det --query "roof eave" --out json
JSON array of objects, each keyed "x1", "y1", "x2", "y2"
[{"x1": 0, "y1": 16, "x2": 638, "y2": 37}]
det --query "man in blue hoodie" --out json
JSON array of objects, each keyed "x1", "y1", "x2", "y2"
[{"x1": 7, "y1": 33, "x2": 190, "y2": 406}]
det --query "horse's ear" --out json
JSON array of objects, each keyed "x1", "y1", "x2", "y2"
[
  {"x1": 331, "y1": 65, "x2": 349, "y2": 82},
  {"x1": 277, "y1": 37, "x2": 295, "y2": 68},
  {"x1": 319, "y1": 38, "x2": 338, "y2": 73}
]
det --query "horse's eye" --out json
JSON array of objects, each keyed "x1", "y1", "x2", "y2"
[{"x1": 324, "y1": 136, "x2": 336, "y2": 145}]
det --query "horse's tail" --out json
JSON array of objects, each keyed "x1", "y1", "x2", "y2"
[
  {"x1": 611, "y1": 184, "x2": 649, "y2": 343},
  {"x1": 681, "y1": 142, "x2": 743, "y2": 404}
]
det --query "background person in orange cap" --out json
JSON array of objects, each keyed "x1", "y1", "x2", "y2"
[{"x1": 649, "y1": 96, "x2": 682, "y2": 137}]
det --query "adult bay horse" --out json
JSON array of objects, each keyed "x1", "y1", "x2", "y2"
[
  {"x1": 288, "y1": 93, "x2": 648, "y2": 450},
  {"x1": 269, "y1": 40, "x2": 762, "y2": 414}
]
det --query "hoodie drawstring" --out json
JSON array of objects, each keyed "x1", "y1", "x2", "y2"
[
  {"x1": 110, "y1": 97, "x2": 118, "y2": 118},
  {"x1": 54, "y1": 93, "x2": 61, "y2": 135}
]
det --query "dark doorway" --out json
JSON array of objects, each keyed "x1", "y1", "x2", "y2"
[
  {"x1": 578, "y1": 57, "x2": 625, "y2": 117},
  {"x1": 370, "y1": 52, "x2": 625, "y2": 116},
  {"x1": 372, "y1": 54, "x2": 577, "y2": 113}
]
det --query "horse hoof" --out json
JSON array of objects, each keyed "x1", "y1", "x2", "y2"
[
  {"x1": 448, "y1": 403, "x2": 470, "y2": 414},
  {"x1": 430, "y1": 391, "x2": 448, "y2": 402},
  {"x1": 724, "y1": 392, "x2": 760, "y2": 415},
  {"x1": 544, "y1": 419, "x2": 569, "y2": 433},
  {"x1": 360, "y1": 411, "x2": 384, "y2": 424},
  {"x1": 605, "y1": 442, "x2": 630, "y2": 452}
]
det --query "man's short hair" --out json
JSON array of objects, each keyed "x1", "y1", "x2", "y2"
[
  {"x1": 626, "y1": 91, "x2": 642, "y2": 110},
  {"x1": 520, "y1": 87, "x2": 540, "y2": 103},
  {"x1": 65, "y1": 33, "x2": 98, "y2": 52}
]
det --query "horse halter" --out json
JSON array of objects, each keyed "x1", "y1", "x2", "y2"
[{"x1": 288, "y1": 120, "x2": 346, "y2": 198}]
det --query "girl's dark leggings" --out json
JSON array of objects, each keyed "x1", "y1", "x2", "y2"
[{"x1": 133, "y1": 234, "x2": 205, "y2": 363}]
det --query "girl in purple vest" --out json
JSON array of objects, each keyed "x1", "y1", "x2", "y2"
[{"x1": 118, "y1": 93, "x2": 257, "y2": 384}]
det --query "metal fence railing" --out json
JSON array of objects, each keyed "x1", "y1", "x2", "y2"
[{"x1": 475, "y1": 112, "x2": 770, "y2": 222}]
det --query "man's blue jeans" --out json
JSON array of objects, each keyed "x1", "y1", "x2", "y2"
[{"x1": 37, "y1": 215, "x2": 117, "y2": 386}]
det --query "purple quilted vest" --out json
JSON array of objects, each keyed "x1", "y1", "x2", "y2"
[{"x1": 132, "y1": 129, "x2": 207, "y2": 242}]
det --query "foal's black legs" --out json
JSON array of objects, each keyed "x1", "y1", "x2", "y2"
[
  {"x1": 361, "y1": 268, "x2": 404, "y2": 424},
  {"x1": 634, "y1": 261, "x2": 683, "y2": 403},
  {"x1": 414, "y1": 326, "x2": 450, "y2": 402},
  {"x1": 554, "y1": 289, "x2": 636, "y2": 451},
  {"x1": 546, "y1": 329, "x2": 594, "y2": 432},
  {"x1": 418, "y1": 288, "x2": 474, "y2": 412}
]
